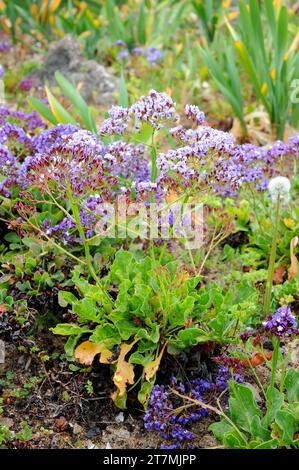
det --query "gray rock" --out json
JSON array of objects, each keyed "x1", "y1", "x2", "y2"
[
  {"x1": 72, "y1": 423, "x2": 83, "y2": 435},
  {"x1": 39, "y1": 35, "x2": 117, "y2": 106}
]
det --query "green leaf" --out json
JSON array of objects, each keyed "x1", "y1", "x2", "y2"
[
  {"x1": 58, "y1": 291, "x2": 78, "y2": 308},
  {"x1": 51, "y1": 324, "x2": 90, "y2": 336},
  {"x1": 175, "y1": 328, "x2": 210, "y2": 347},
  {"x1": 65, "y1": 334, "x2": 82, "y2": 361},
  {"x1": 118, "y1": 69, "x2": 128, "y2": 108},
  {"x1": 138, "y1": 379, "x2": 155, "y2": 407},
  {"x1": 89, "y1": 323, "x2": 121, "y2": 349},
  {"x1": 54, "y1": 72, "x2": 97, "y2": 133},
  {"x1": 137, "y1": 0, "x2": 146, "y2": 45},
  {"x1": 209, "y1": 419, "x2": 234, "y2": 440},
  {"x1": 275, "y1": 410, "x2": 298, "y2": 446},
  {"x1": 265, "y1": 387, "x2": 284, "y2": 424},
  {"x1": 229, "y1": 383, "x2": 261, "y2": 434},
  {"x1": 285, "y1": 368, "x2": 299, "y2": 403},
  {"x1": 45, "y1": 86, "x2": 78, "y2": 126},
  {"x1": 73, "y1": 298, "x2": 102, "y2": 323},
  {"x1": 28, "y1": 96, "x2": 57, "y2": 125},
  {"x1": 250, "y1": 415, "x2": 271, "y2": 441}
]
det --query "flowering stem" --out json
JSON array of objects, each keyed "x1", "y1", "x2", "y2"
[
  {"x1": 150, "y1": 129, "x2": 157, "y2": 204},
  {"x1": 278, "y1": 347, "x2": 286, "y2": 395},
  {"x1": 263, "y1": 196, "x2": 280, "y2": 318},
  {"x1": 264, "y1": 336, "x2": 279, "y2": 428},
  {"x1": 170, "y1": 388, "x2": 249, "y2": 447},
  {"x1": 66, "y1": 186, "x2": 111, "y2": 305}
]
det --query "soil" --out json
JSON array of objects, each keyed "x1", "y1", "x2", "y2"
[{"x1": 0, "y1": 323, "x2": 218, "y2": 449}]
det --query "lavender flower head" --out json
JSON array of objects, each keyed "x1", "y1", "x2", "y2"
[
  {"x1": 117, "y1": 49, "x2": 129, "y2": 62},
  {"x1": 114, "y1": 39, "x2": 127, "y2": 48},
  {"x1": 184, "y1": 104, "x2": 205, "y2": 125},
  {"x1": 0, "y1": 65, "x2": 4, "y2": 79},
  {"x1": 145, "y1": 47, "x2": 163, "y2": 65},
  {"x1": 263, "y1": 306, "x2": 298, "y2": 338},
  {"x1": 0, "y1": 42, "x2": 10, "y2": 53}
]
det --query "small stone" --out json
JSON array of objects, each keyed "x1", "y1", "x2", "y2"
[
  {"x1": 72, "y1": 423, "x2": 83, "y2": 435},
  {"x1": 115, "y1": 412, "x2": 124, "y2": 423}
]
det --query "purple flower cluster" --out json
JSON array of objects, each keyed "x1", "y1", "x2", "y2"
[
  {"x1": 184, "y1": 104, "x2": 205, "y2": 125},
  {"x1": 24, "y1": 130, "x2": 116, "y2": 196},
  {"x1": 1, "y1": 91, "x2": 298, "y2": 245},
  {"x1": 0, "y1": 42, "x2": 10, "y2": 53},
  {"x1": 263, "y1": 307, "x2": 298, "y2": 338},
  {"x1": 161, "y1": 123, "x2": 299, "y2": 196},
  {"x1": 144, "y1": 47, "x2": 163, "y2": 66},
  {"x1": 19, "y1": 77, "x2": 34, "y2": 92},
  {"x1": 114, "y1": 40, "x2": 163, "y2": 66},
  {"x1": 99, "y1": 90, "x2": 178, "y2": 134},
  {"x1": 0, "y1": 104, "x2": 45, "y2": 131},
  {"x1": 144, "y1": 368, "x2": 242, "y2": 448},
  {"x1": 0, "y1": 65, "x2": 4, "y2": 79}
]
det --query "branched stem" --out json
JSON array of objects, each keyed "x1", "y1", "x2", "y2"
[{"x1": 263, "y1": 196, "x2": 280, "y2": 318}]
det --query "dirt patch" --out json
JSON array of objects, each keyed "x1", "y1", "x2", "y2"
[{"x1": 0, "y1": 328, "x2": 218, "y2": 449}]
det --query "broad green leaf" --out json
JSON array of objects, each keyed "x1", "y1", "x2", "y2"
[
  {"x1": 73, "y1": 298, "x2": 102, "y2": 323},
  {"x1": 285, "y1": 368, "x2": 299, "y2": 403},
  {"x1": 58, "y1": 290, "x2": 78, "y2": 308},
  {"x1": 89, "y1": 323, "x2": 121, "y2": 349},
  {"x1": 51, "y1": 323, "x2": 90, "y2": 336},
  {"x1": 275, "y1": 410, "x2": 298, "y2": 446},
  {"x1": 229, "y1": 383, "x2": 261, "y2": 434}
]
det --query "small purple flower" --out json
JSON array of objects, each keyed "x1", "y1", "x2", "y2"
[
  {"x1": 19, "y1": 77, "x2": 34, "y2": 92},
  {"x1": 144, "y1": 368, "x2": 242, "y2": 448},
  {"x1": 114, "y1": 40, "x2": 127, "y2": 48},
  {"x1": 132, "y1": 47, "x2": 143, "y2": 56},
  {"x1": 0, "y1": 65, "x2": 4, "y2": 79},
  {"x1": 145, "y1": 47, "x2": 162, "y2": 65},
  {"x1": 184, "y1": 104, "x2": 205, "y2": 125},
  {"x1": 117, "y1": 49, "x2": 129, "y2": 62},
  {"x1": 263, "y1": 307, "x2": 298, "y2": 338},
  {"x1": 0, "y1": 42, "x2": 10, "y2": 53}
]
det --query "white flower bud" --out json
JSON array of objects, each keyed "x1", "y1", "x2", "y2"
[{"x1": 268, "y1": 176, "x2": 291, "y2": 203}]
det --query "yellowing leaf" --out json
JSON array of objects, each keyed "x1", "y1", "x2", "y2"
[
  {"x1": 99, "y1": 348, "x2": 115, "y2": 364},
  {"x1": 284, "y1": 218, "x2": 296, "y2": 229},
  {"x1": 288, "y1": 236, "x2": 298, "y2": 281},
  {"x1": 228, "y1": 12, "x2": 238, "y2": 21},
  {"x1": 45, "y1": 86, "x2": 77, "y2": 125},
  {"x1": 31, "y1": 4, "x2": 39, "y2": 22},
  {"x1": 113, "y1": 340, "x2": 138, "y2": 398},
  {"x1": 49, "y1": 0, "x2": 61, "y2": 14},
  {"x1": 261, "y1": 82, "x2": 268, "y2": 96},
  {"x1": 75, "y1": 340, "x2": 103, "y2": 366},
  {"x1": 144, "y1": 343, "x2": 167, "y2": 381},
  {"x1": 41, "y1": 0, "x2": 48, "y2": 23}
]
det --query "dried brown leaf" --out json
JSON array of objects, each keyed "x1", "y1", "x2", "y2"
[{"x1": 288, "y1": 236, "x2": 298, "y2": 281}]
